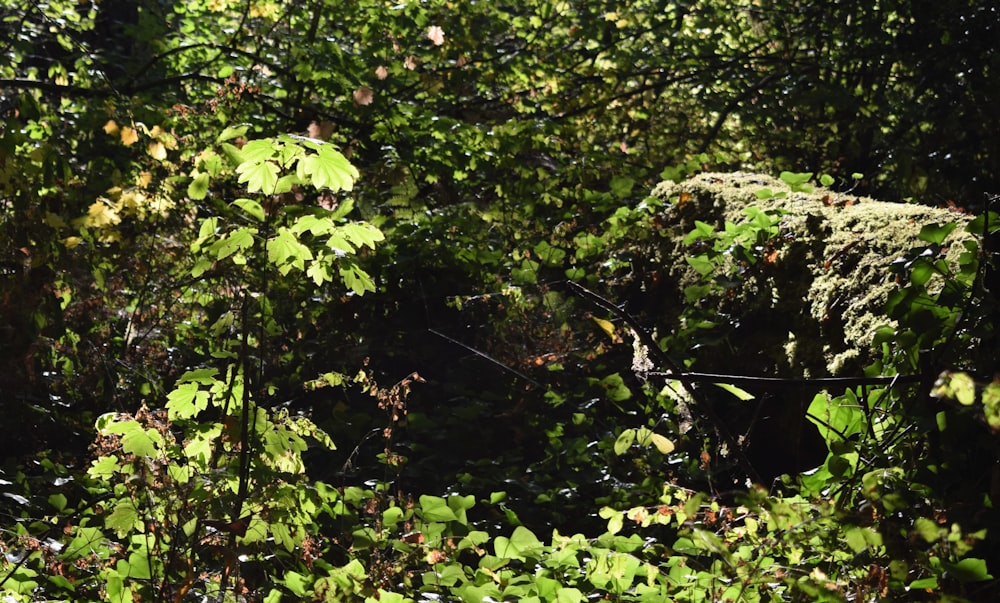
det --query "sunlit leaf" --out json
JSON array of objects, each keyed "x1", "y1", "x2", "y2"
[
  {"x1": 233, "y1": 198, "x2": 265, "y2": 221},
  {"x1": 188, "y1": 172, "x2": 210, "y2": 200},
  {"x1": 714, "y1": 383, "x2": 755, "y2": 401},
  {"x1": 614, "y1": 428, "x2": 635, "y2": 455},
  {"x1": 237, "y1": 159, "x2": 279, "y2": 194},
  {"x1": 591, "y1": 316, "x2": 615, "y2": 339},
  {"x1": 106, "y1": 499, "x2": 140, "y2": 538},
  {"x1": 298, "y1": 145, "x2": 359, "y2": 191}
]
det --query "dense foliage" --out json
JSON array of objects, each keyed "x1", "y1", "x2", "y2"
[{"x1": 2, "y1": 0, "x2": 999, "y2": 601}]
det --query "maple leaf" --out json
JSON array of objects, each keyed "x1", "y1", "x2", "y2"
[
  {"x1": 352, "y1": 86, "x2": 374, "y2": 106},
  {"x1": 120, "y1": 127, "x2": 139, "y2": 146},
  {"x1": 427, "y1": 25, "x2": 445, "y2": 46},
  {"x1": 298, "y1": 145, "x2": 359, "y2": 192},
  {"x1": 236, "y1": 159, "x2": 279, "y2": 194}
]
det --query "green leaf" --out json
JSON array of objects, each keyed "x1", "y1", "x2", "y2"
[
  {"x1": 106, "y1": 499, "x2": 140, "y2": 538},
  {"x1": 610, "y1": 175, "x2": 635, "y2": 198},
  {"x1": 298, "y1": 145, "x2": 359, "y2": 191},
  {"x1": 281, "y1": 570, "x2": 313, "y2": 597},
  {"x1": 614, "y1": 429, "x2": 636, "y2": 455},
  {"x1": 188, "y1": 172, "x2": 210, "y2": 200},
  {"x1": 908, "y1": 577, "x2": 938, "y2": 590},
  {"x1": 943, "y1": 558, "x2": 993, "y2": 582},
  {"x1": 339, "y1": 222, "x2": 385, "y2": 250},
  {"x1": 918, "y1": 222, "x2": 958, "y2": 245},
  {"x1": 209, "y1": 227, "x2": 257, "y2": 260},
  {"x1": 48, "y1": 493, "x2": 68, "y2": 512},
  {"x1": 103, "y1": 419, "x2": 162, "y2": 457},
  {"x1": 233, "y1": 198, "x2": 266, "y2": 221},
  {"x1": 166, "y1": 382, "x2": 211, "y2": 420},
  {"x1": 714, "y1": 382, "x2": 755, "y2": 401},
  {"x1": 217, "y1": 124, "x2": 250, "y2": 143},
  {"x1": 419, "y1": 494, "x2": 458, "y2": 522},
  {"x1": 88, "y1": 454, "x2": 121, "y2": 479},
  {"x1": 293, "y1": 214, "x2": 337, "y2": 236},
  {"x1": 340, "y1": 263, "x2": 376, "y2": 294},
  {"x1": 237, "y1": 159, "x2": 279, "y2": 194},
  {"x1": 494, "y1": 526, "x2": 543, "y2": 561},
  {"x1": 267, "y1": 227, "x2": 313, "y2": 272},
  {"x1": 600, "y1": 373, "x2": 632, "y2": 402},
  {"x1": 779, "y1": 171, "x2": 813, "y2": 192}
]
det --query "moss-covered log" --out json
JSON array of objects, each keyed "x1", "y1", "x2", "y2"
[{"x1": 645, "y1": 172, "x2": 973, "y2": 378}]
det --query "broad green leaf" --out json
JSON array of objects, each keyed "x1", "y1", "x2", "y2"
[
  {"x1": 339, "y1": 222, "x2": 385, "y2": 249},
  {"x1": 48, "y1": 493, "x2": 68, "y2": 512},
  {"x1": 267, "y1": 227, "x2": 313, "y2": 272},
  {"x1": 555, "y1": 587, "x2": 584, "y2": 603},
  {"x1": 178, "y1": 368, "x2": 219, "y2": 385},
  {"x1": 188, "y1": 172, "x2": 210, "y2": 200},
  {"x1": 419, "y1": 494, "x2": 458, "y2": 522},
  {"x1": 610, "y1": 175, "x2": 635, "y2": 198},
  {"x1": 233, "y1": 198, "x2": 266, "y2": 221},
  {"x1": 217, "y1": 124, "x2": 250, "y2": 143},
  {"x1": 166, "y1": 382, "x2": 211, "y2": 420},
  {"x1": 88, "y1": 454, "x2": 121, "y2": 479},
  {"x1": 943, "y1": 558, "x2": 993, "y2": 582},
  {"x1": 340, "y1": 263, "x2": 376, "y2": 294},
  {"x1": 237, "y1": 159, "x2": 279, "y2": 194},
  {"x1": 614, "y1": 429, "x2": 636, "y2": 455},
  {"x1": 106, "y1": 499, "x2": 140, "y2": 538},
  {"x1": 209, "y1": 227, "x2": 257, "y2": 260},
  {"x1": 307, "y1": 260, "x2": 331, "y2": 286},
  {"x1": 240, "y1": 139, "x2": 278, "y2": 163},
  {"x1": 101, "y1": 419, "x2": 162, "y2": 457},
  {"x1": 281, "y1": 570, "x2": 312, "y2": 597},
  {"x1": 298, "y1": 145, "x2": 359, "y2": 191},
  {"x1": 918, "y1": 222, "x2": 957, "y2": 244},
  {"x1": 293, "y1": 214, "x2": 337, "y2": 236},
  {"x1": 125, "y1": 552, "x2": 152, "y2": 580},
  {"x1": 495, "y1": 526, "x2": 543, "y2": 561},
  {"x1": 600, "y1": 373, "x2": 632, "y2": 402}
]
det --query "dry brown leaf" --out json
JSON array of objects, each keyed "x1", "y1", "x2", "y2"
[{"x1": 352, "y1": 86, "x2": 374, "y2": 106}]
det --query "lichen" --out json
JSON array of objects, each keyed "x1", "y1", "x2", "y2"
[{"x1": 648, "y1": 172, "x2": 973, "y2": 376}]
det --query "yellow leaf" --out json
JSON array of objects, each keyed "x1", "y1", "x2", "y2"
[
  {"x1": 591, "y1": 316, "x2": 616, "y2": 339},
  {"x1": 136, "y1": 171, "x2": 153, "y2": 188},
  {"x1": 148, "y1": 141, "x2": 167, "y2": 160},
  {"x1": 62, "y1": 236, "x2": 83, "y2": 249},
  {"x1": 103, "y1": 120, "x2": 119, "y2": 135},
  {"x1": 120, "y1": 127, "x2": 139, "y2": 146},
  {"x1": 649, "y1": 432, "x2": 675, "y2": 454},
  {"x1": 76, "y1": 200, "x2": 121, "y2": 228}
]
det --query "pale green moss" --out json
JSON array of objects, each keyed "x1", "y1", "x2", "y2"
[{"x1": 649, "y1": 172, "x2": 973, "y2": 376}]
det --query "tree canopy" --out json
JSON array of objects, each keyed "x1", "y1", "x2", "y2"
[{"x1": 2, "y1": 1, "x2": 999, "y2": 601}]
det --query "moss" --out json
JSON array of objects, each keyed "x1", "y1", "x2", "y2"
[{"x1": 647, "y1": 172, "x2": 973, "y2": 376}]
